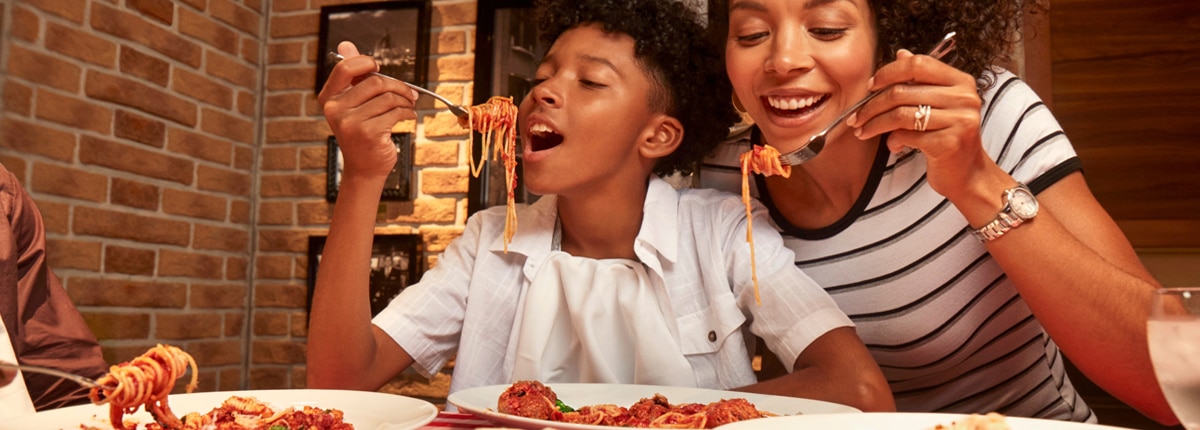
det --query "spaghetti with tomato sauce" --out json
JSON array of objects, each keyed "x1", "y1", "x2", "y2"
[
  {"x1": 460, "y1": 96, "x2": 520, "y2": 252},
  {"x1": 738, "y1": 144, "x2": 791, "y2": 305}
]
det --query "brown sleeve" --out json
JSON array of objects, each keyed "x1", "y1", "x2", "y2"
[{"x1": 0, "y1": 164, "x2": 109, "y2": 410}]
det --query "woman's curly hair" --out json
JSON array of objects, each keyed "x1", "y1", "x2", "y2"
[
  {"x1": 871, "y1": 0, "x2": 1047, "y2": 91},
  {"x1": 535, "y1": 0, "x2": 739, "y2": 177}
]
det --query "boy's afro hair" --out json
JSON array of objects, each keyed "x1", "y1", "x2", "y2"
[{"x1": 535, "y1": 0, "x2": 739, "y2": 176}]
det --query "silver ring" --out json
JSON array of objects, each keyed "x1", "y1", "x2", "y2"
[{"x1": 914, "y1": 105, "x2": 932, "y2": 131}]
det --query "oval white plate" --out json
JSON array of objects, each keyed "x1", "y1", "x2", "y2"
[
  {"x1": 8, "y1": 389, "x2": 439, "y2": 430},
  {"x1": 714, "y1": 412, "x2": 1136, "y2": 430},
  {"x1": 447, "y1": 383, "x2": 860, "y2": 430}
]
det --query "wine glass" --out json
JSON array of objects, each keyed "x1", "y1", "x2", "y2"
[{"x1": 1148, "y1": 287, "x2": 1200, "y2": 430}]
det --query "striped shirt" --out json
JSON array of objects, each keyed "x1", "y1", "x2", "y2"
[{"x1": 698, "y1": 71, "x2": 1096, "y2": 422}]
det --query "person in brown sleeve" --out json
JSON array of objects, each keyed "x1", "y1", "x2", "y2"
[{"x1": 0, "y1": 162, "x2": 107, "y2": 417}]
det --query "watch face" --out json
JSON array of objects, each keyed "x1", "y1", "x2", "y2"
[{"x1": 1009, "y1": 188, "x2": 1039, "y2": 219}]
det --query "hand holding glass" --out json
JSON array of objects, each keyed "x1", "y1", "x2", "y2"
[{"x1": 1148, "y1": 287, "x2": 1200, "y2": 430}]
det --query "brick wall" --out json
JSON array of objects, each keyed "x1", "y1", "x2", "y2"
[{"x1": 0, "y1": 0, "x2": 477, "y2": 403}]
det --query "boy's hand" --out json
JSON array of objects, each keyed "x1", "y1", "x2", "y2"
[
  {"x1": 317, "y1": 41, "x2": 420, "y2": 181},
  {"x1": 0, "y1": 364, "x2": 14, "y2": 388}
]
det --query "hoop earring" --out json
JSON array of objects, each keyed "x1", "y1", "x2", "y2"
[{"x1": 732, "y1": 94, "x2": 746, "y2": 113}]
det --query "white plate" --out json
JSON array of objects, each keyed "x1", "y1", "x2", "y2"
[
  {"x1": 8, "y1": 389, "x2": 439, "y2": 430},
  {"x1": 447, "y1": 383, "x2": 860, "y2": 430},
  {"x1": 714, "y1": 412, "x2": 1136, "y2": 430}
]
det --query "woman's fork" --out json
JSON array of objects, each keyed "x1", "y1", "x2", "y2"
[
  {"x1": 326, "y1": 52, "x2": 471, "y2": 119},
  {"x1": 0, "y1": 361, "x2": 116, "y2": 390},
  {"x1": 777, "y1": 31, "x2": 958, "y2": 166}
]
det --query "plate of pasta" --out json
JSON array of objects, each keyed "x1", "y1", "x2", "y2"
[
  {"x1": 447, "y1": 381, "x2": 860, "y2": 430},
  {"x1": 712, "y1": 412, "x2": 1137, "y2": 430},
  {"x1": 8, "y1": 389, "x2": 439, "y2": 430}
]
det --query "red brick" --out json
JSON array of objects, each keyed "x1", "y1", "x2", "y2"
[
  {"x1": 227, "y1": 257, "x2": 248, "y2": 281},
  {"x1": 266, "y1": 67, "x2": 315, "y2": 92},
  {"x1": 200, "y1": 107, "x2": 254, "y2": 144},
  {"x1": 0, "y1": 119, "x2": 75, "y2": 162},
  {"x1": 178, "y1": 0, "x2": 206, "y2": 12},
  {"x1": 6, "y1": 45, "x2": 82, "y2": 93},
  {"x1": 290, "y1": 312, "x2": 307, "y2": 337},
  {"x1": 254, "y1": 312, "x2": 290, "y2": 336},
  {"x1": 130, "y1": 0, "x2": 174, "y2": 24},
  {"x1": 234, "y1": 146, "x2": 254, "y2": 170},
  {"x1": 35, "y1": 90, "x2": 113, "y2": 134},
  {"x1": 10, "y1": 6, "x2": 39, "y2": 43},
  {"x1": 65, "y1": 277, "x2": 188, "y2": 307},
  {"x1": 218, "y1": 368, "x2": 242, "y2": 391},
  {"x1": 255, "y1": 255, "x2": 294, "y2": 280},
  {"x1": 230, "y1": 199, "x2": 251, "y2": 223},
  {"x1": 91, "y1": 3, "x2": 202, "y2": 68},
  {"x1": 267, "y1": 41, "x2": 304, "y2": 65},
  {"x1": 261, "y1": 147, "x2": 297, "y2": 171},
  {"x1": 118, "y1": 46, "x2": 170, "y2": 88},
  {"x1": 46, "y1": 238, "x2": 102, "y2": 272},
  {"x1": 258, "y1": 201, "x2": 294, "y2": 225},
  {"x1": 0, "y1": 156, "x2": 25, "y2": 180},
  {"x1": 249, "y1": 367, "x2": 289, "y2": 389},
  {"x1": 271, "y1": 0, "x2": 306, "y2": 12},
  {"x1": 157, "y1": 313, "x2": 223, "y2": 339},
  {"x1": 421, "y1": 227, "x2": 464, "y2": 253},
  {"x1": 299, "y1": 146, "x2": 326, "y2": 170},
  {"x1": 252, "y1": 340, "x2": 305, "y2": 365},
  {"x1": 195, "y1": 224, "x2": 249, "y2": 252},
  {"x1": 243, "y1": 0, "x2": 264, "y2": 13},
  {"x1": 115, "y1": 109, "x2": 167, "y2": 147},
  {"x1": 45, "y1": 21, "x2": 117, "y2": 67},
  {"x1": 421, "y1": 168, "x2": 468, "y2": 195},
  {"x1": 265, "y1": 93, "x2": 302, "y2": 117},
  {"x1": 242, "y1": 39, "x2": 260, "y2": 66},
  {"x1": 268, "y1": 12, "x2": 317, "y2": 39},
  {"x1": 104, "y1": 245, "x2": 156, "y2": 276},
  {"x1": 435, "y1": 30, "x2": 467, "y2": 55},
  {"x1": 433, "y1": 2, "x2": 475, "y2": 27},
  {"x1": 432, "y1": 55, "x2": 475, "y2": 82},
  {"x1": 187, "y1": 340, "x2": 243, "y2": 366},
  {"x1": 179, "y1": 7, "x2": 238, "y2": 55},
  {"x1": 258, "y1": 229, "x2": 309, "y2": 253},
  {"x1": 82, "y1": 312, "x2": 151, "y2": 340},
  {"x1": 206, "y1": 50, "x2": 257, "y2": 90},
  {"x1": 33, "y1": 199, "x2": 68, "y2": 234},
  {"x1": 260, "y1": 173, "x2": 324, "y2": 198},
  {"x1": 167, "y1": 128, "x2": 233, "y2": 164},
  {"x1": 3, "y1": 81, "x2": 33, "y2": 116},
  {"x1": 163, "y1": 188, "x2": 227, "y2": 221},
  {"x1": 24, "y1": 0, "x2": 86, "y2": 23},
  {"x1": 159, "y1": 248, "x2": 224, "y2": 279},
  {"x1": 80, "y1": 135, "x2": 195, "y2": 184},
  {"x1": 191, "y1": 283, "x2": 248, "y2": 309},
  {"x1": 415, "y1": 141, "x2": 459, "y2": 166},
  {"x1": 86, "y1": 71, "x2": 197, "y2": 126},
  {"x1": 211, "y1": 0, "x2": 261, "y2": 35},
  {"x1": 386, "y1": 198, "x2": 455, "y2": 223},
  {"x1": 237, "y1": 90, "x2": 255, "y2": 116},
  {"x1": 296, "y1": 201, "x2": 331, "y2": 225},
  {"x1": 266, "y1": 119, "x2": 327, "y2": 143},
  {"x1": 174, "y1": 68, "x2": 234, "y2": 109},
  {"x1": 101, "y1": 343, "x2": 158, "y2": 366},
  {"x1": 254, "y1": 283, "x2": 306, "y2": 308},
  {"x1": 197, "y1": 164, "x2": 251, "y2": 197},
  {"x1": 30, "y1": 162, "x2": 107, "y2": 202},
  {"x1": 225, "y1": 312, "x2": 246, "y2": 337},
  {"x1": 73, "y1": 206, "x2": 191, "y2": 245},
  {"x1": 305, "y1": 92, "x2": 322, "y2": 116},
  {"x1": 111, "y1": 177, "x2": 160, "y2": 210}
]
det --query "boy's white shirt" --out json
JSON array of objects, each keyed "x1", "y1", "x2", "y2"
[
  {"x1": 0, "y1": 314, "x2": 36, "y2": 418},
  {"x1": 373, "y1": 177, "x2": 853, "y2": 396}
]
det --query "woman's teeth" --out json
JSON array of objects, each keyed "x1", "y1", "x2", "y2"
[{"x1": 767, "y1": 95, "x2": 822, "y2": 111}]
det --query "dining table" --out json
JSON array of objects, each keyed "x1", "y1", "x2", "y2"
[{"x1": 420, "y1": 411, "x2": 501, "y2": 430}]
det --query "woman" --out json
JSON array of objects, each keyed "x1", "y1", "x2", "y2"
[{"x1": 701, "y1": 0, "x2": 1175, "y2": 424}]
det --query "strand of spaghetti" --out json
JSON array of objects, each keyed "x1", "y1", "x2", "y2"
[
  {"x1": 460, "y1": 96, "x2": 519, "y2": 251},
  {"x1": 89, "y1": 344, "x2": 199, "y2": 430},
  {"x1": 738, "y1": 144, "x2": 792, "y2": 306}
]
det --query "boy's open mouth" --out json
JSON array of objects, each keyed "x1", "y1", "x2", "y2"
[
  {"x1": 763, "y1": 94, "x2": 829, "y2": 118},
  {"x1": 529, "y1": 123, "x2": 564, "y2": 152}
]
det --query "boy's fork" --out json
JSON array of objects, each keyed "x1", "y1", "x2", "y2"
[
  {"x1": 778, "y1": 32, "x2": 958, "y2": 166},
  {"x1": 0, "y1": 361, "x2": 117, "y2": 390},
  {"x1": 326, "y1": 52, "x2": 471, "y2": 119}
]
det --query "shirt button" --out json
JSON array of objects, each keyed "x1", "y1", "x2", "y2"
[{"x1": 707, "y1": 331, "x2": 717, "y2": 342}]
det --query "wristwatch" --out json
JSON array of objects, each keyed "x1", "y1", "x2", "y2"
[{"x1": 972, "y1": 183, "x2": 1039, "y2": 243}]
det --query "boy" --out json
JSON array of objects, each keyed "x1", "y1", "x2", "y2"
[{"x1": 307, "y1": 0, "x2": 893, "y2": 412}]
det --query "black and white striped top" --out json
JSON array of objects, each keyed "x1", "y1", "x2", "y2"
[{"x1": 698, "y1": 71, "x2": 1096, "y2": 422}]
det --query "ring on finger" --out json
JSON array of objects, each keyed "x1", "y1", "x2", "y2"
[{"x1": 914, "y1": 104, "x2": 932, "y2": 131}]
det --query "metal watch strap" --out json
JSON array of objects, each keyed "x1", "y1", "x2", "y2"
[{"x1": 972, "y1": 212, "x2": 1024, "y2": 242}]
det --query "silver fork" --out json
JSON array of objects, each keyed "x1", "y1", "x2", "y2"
[
  {"x1": 0, "y1": 361, "x2": 116, "y2": 390},
  {"x1": 778, "y1": 31, "x2": 958, "y2": 166},
  {"x1": 326, "y1": 52, "x2": 471, "y2": 119}
]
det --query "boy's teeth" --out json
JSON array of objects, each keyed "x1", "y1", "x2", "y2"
[
  {"x1": 767, "y1": 95, "x2": 821, "y2": 110},
  {"x1": 530, "y1": 124, "x2": 553, "y2": 134}
]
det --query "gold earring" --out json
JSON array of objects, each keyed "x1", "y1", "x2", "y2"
[{"x1": 732, "y1": 94, "x2": 746, "y2": 113}]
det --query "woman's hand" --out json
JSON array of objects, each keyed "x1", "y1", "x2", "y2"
[
  {"x1": 317, "y1": 41, "x2": 419, "y2": 182},
  {"x1": 846, "y1": 50, "x2": 1002, "y2": 203}
]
